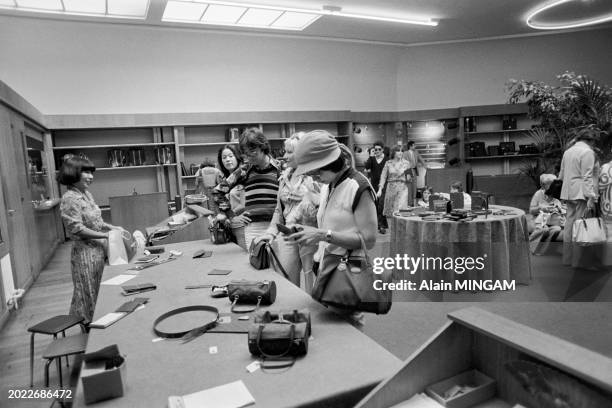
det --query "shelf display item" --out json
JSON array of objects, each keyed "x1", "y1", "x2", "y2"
[
  {"x1": 502, "y1": 115, "x2": 517, "y2": 130},
  {"x1": 154, "y1": 146, "x2": 173, "y2": 165},
  {"x1": 467, "y1": 142, "x2": 486, "y2": 157},
  {"x1": 500, "y1": 142, "x2": 517, "y2": 155},
  {"x1": 108, "y1": 149, "x2": 126, "y2": 167},
  {"x1": 128, "y1": 148, "x2": 145, "y2": 166},
  {"x1": 487, "y1": 145, "x2": 500, "y2": 156}
]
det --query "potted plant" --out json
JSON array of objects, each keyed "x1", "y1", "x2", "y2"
[{"x1": 506, "y1": 72, "x2": 612, "y2": 187}]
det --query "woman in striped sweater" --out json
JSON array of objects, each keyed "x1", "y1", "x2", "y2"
[{"x1": 213, "y1": 127, "x2": 281, "y2": 250}]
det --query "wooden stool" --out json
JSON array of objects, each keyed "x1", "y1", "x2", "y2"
[
  {"x1": 28, "y1": 315, "x2": 85, "y2": 387},
  {"x1": 42, "y1": 333, "x2": 88, "y2": 388}
]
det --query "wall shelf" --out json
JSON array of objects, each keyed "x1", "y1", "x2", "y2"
[
  {"x1": 465, "y1": 154, "x2": 540, "y2": 161},
  {"x1": 53, "y1": 142, "x2": 175, "y2": 150},
  {"x1": 96, "y1": 164, "x2": 176, "y2": 171},
  {"x1": 464, "y1": 128, "x2": 530, "y2": 135},
  {"x1": 179, "y1": 142, "x2": 238, "y2": 147}
]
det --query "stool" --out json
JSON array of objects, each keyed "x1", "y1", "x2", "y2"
[
  {"x1": 42, "y1": 333, "x2": 88, "y2": 387},
  {"x1": 28, "y1": 315, "x2": 85, "y2": 387}
]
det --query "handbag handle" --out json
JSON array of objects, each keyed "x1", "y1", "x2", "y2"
[
  {"x1": 256, "y1": 322, "x2": 296, "y2": 358},
  {"x1": 344, "y1": 232, "x2": 372, "y2": 269},
  {"x1": 230, "y1": 295, "x2": 262, "y2": 313}
]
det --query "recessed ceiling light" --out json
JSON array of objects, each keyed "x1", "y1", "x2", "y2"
[
  {"x1": 526, "y1": 0, "x2": 612, "y2": 30},
  {"x1": 163, "y1": 1, "x2": 207, "y2": 21},
  {"x1": 162, "y1": 1, "x2": 437, "y2": 30},
  {"x1": 1, "y1": 0, "x2": 150, "y2": 19},
  {"x1": 16, "y1": 0, "x2": 62, "y2": 11}
]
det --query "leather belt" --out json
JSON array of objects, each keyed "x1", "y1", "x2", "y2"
[{"x1": 153, "y1": 305, "x2": 219, "y2": 343}]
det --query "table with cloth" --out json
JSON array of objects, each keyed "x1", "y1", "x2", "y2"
[
  {"x1": 72, "y1": 240, "x2": 401, "y2": 408},
  {"x1": 390, "y1": 205, "x2": 531, "y2": 301}
]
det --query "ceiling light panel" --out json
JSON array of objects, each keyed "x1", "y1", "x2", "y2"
[
  {"x1": 163, "y1": 1, "x2": 207, "y2": 21},
  {"x1": 271, "y1": 11, "x2": 320, "y2": 29},
  {"x1": 107, "y1": 0, "x2": 149, "y2": 17},
  {"x1": 63, "y1": 0, "x2": 106, "y2": 15},
  {"x1": 237, "y1": 8, "x2": 283, "y2": 27},
  {"x1": 16, "y1": 0, "x2": 62, "y2": 11},
  {"x1": 201, "y1": 4, "x2": 246, "y2": 24}
]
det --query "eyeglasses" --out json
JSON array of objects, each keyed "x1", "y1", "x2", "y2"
[{"x1": 374, "y1": 148, "x2": 383, "y2": 152}]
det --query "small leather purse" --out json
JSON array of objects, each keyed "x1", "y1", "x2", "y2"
[
  {"x1": 248, "y1": 309, "x2": 310, "y2": 358},
  {"x1": 249, "y1": 239, "x2": 270, "y2": 269},
  {"x1": 227, "y1": 280, "x2": 276, "y2": 313}
]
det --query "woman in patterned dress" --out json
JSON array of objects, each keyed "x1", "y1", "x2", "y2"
[
  {"x1": 599, "y1": 156, "x2": 612, "y2": 265},
  {"x1": 59, "y1": 156, "x2": 125, "y2": 323},
  {"x1": 377, "y1": 146, "x2": 411, "y2": 226}
]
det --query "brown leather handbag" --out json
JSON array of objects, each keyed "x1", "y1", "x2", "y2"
[
  {"x1": 227, "y1": 280, "x2": 276, "y2": 313},
  {"x1": 248, "y1": 310, "x2": 310, "y2": 358},
  {"x1": 312, "y1": 233, "x2": 392, "y2": 314}
]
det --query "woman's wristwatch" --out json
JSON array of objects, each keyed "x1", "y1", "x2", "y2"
[{"x1": 325, "y1": 229, "x2": 333, "y2": 242}]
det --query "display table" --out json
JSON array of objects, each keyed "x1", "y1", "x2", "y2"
[
  {"x1": 72, "y1": 240, "x2": 401, "y2": 407},
  {"x1": 390, "y1": 205, "x2": 531, "y2": 301}
]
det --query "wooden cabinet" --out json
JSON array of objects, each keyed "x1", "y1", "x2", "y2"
[
  {"x1": 459, "y1": 104, "x2": 539, "y2": 176},
  {"x1": 357, "y1": 307, "x2": 612, "y2": 408}
]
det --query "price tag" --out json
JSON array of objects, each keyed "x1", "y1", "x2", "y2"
[
  {"x1": 246, "y1": 361, "x2": 260, "y2": 373},
  {"x1": 209, "y1": 346, "x2": 218, "y2": 354}
]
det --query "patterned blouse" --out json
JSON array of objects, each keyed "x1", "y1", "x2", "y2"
[
  {"x1": 273, "y1": 168, "x2": 320, "y2": 227},
  {"x1": 60, "y1": 187, "x2": 107, "y2": 240},
  {"x1": 380, "y1": 159, "x2": 411, "y2": 185}
]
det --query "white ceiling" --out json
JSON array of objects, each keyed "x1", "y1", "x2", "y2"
[{"x1": 1, "y1": 0, "x2": 611, "y2": 46}]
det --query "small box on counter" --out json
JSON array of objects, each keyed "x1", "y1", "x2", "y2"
[
  {"x1": 81, "y1": 345, "x2": 127, "y2": 405},
  {"x1": 424, "y1": 369, "x2": 496, "y2": 408}
]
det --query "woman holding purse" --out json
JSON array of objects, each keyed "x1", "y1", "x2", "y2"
[
  {"x1": 59, "y1": 155, "x2": 126, "y2": 323},
  {"x1": 288, "y1": 130, "x2": 378, "y2": 327},
  {"x1": 253, "y1": 133, "x2": 321, "y2": 293}
]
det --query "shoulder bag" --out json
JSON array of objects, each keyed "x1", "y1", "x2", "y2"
[
  {"x1": 249, "y1": 239, "x2": 270, "y2": 269},
  {"x1": 571, "y1": 207, "x2": 608, "y2": 269},
  {"x1": 248, "y1": 309, "x2": 310, "y2": 359},
  {"x1": 227, "y1": 280, "x2": 276, "y2": 313},
  {"x1": 312, "y1": 232, "x2": 392, "y2": 314}
]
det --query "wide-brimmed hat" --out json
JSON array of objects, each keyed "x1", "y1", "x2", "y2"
[{"x1": 294, "y1": 130, "x2": 341, "y2": 175}]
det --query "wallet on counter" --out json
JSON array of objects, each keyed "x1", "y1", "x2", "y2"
[
  {"x1": 193, "y1": 250, "x2": 213, "y2": 258},
  {"x1": 121, "y1": 283, "x2": 157, "y2": 295},
  {"x1": 146, "y1": 246, "x2": 165, "y2": 254},
  {"x1": 115, "y1": 297, "x2": 149, "y2": 313}
]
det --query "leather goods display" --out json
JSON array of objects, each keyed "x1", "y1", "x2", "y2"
[
  {"x1": 487, "y1": 145, "x2": 500, "y2": 156},
  {"x1": 500, "y1": 141, "x2": 516, "y2": 155},
  {"x1": 519, "y1": 144, "x2": 539, "y2": 154},
  {"x1": 312, "y1": 233, "x2": 392, "y2": 315},
  {"x1": 153, "y1": 305, "x2": 219, "y2": 343},
  {"x1": 248, "y1": 310, "x2": 310, "y2": 358},
  {"x1": 467, "y1": 142, "x2": 486, "y2": 157},
  {"x1": 249, "y1": 239, "x2": 270, "y2": 270},
  {"x1": 227, "y1": 280, "x2": 276, "y2": 313}
]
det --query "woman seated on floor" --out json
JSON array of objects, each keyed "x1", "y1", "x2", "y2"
[{"x1": 529, "y1": 173, "x2": 566, "y2": 255}]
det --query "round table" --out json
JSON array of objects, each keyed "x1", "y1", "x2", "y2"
[{"x1": 390, "y1": 205, "x2": 531, "y2": 300}]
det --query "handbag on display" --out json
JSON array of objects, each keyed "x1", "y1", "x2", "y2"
[
  {"x1": 208, "y1": 215, "x2": 233, "y2": 245},
  {"x1": 227, "y1": 280, "x2": 276, "y2": 313},
  {"x1": 248, "y1": 310, "x2": 310, "y2": 358},
  {"x1": 312, "y1": 233, "x2": 392, "y2": 315},
  {"x1": 249, "y1": 239, "x2": 270, "y2": 270}
]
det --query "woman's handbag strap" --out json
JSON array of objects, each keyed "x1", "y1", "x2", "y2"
[
  {"x1": 267, "y1": 241, "x2": 290, "y2": 280},
  {"x1": 256, "y1": 321, "x2": 296, "y2": 358},
  {"x1": 230, "y1": 295, "x2": 262, "y2": 313}
]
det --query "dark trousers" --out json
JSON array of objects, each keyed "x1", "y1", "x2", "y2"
[{"x1": 376, "y1": 189, "x2": 387, "y2": 229}]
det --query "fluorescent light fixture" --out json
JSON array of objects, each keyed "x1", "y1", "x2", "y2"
[
  {"x1": 237, "y1": 8, "x2": 283, "y2": 27},
  {"x1": 1, "y1": 0, "x2": 150, "y2": 19},
  {"x1": 16, "y1": 0, "x2": 62, "y2": 11},
  {"x1": 526, "y1": 0, "x2": 612, "y2": 30},
  {"x1": 63, "y1": 0, "x2": 106, "y2": 15},
  {"x1": 202, "y1": 4, "x2": 246, "y2": 23},
  {"x1": 162, "y1": 1, "x2": 436, "y2": 30},
  {"x1": 271, "y1": 11, "x2": 320, "y2": 29}
]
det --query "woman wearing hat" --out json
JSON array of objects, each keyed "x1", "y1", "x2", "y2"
[{"x1": 288, "y1": 130, "x2": 377, "y2": 326}]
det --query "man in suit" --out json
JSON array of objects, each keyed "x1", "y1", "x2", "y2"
[
  {"x1": 559, "y1": 133, "x2": 600, "y2": 266},
  {"x1": 364, "y1": 141, "x2": 388, "y2": 233}
]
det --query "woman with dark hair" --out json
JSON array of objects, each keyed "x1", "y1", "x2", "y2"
[
  {"x1": 217, "y1": 144, "x2": 242, "y2": 178},
  {"x1": 58, "y1": 155, "x2": 125, "y2": 323},
  {"x1": 213, "y1": 128, "x2": 281, "y2": 249},
  {"x1": 289, "y1": 130, "x2": 377, "y2": 326}
]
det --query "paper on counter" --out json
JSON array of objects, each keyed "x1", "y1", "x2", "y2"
[
  {"x1": 89, "y1": 312, "x2": 127, "y2": 329},
  {"x1": 388, "y1": 393, "x2": 443, "y2": 408},
  {"x1": 168, "y1": 380, "x2": 255, "y2": 408},
  {"x1": 101, "y1": 274, "x2": 136, "y2": 285}
]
